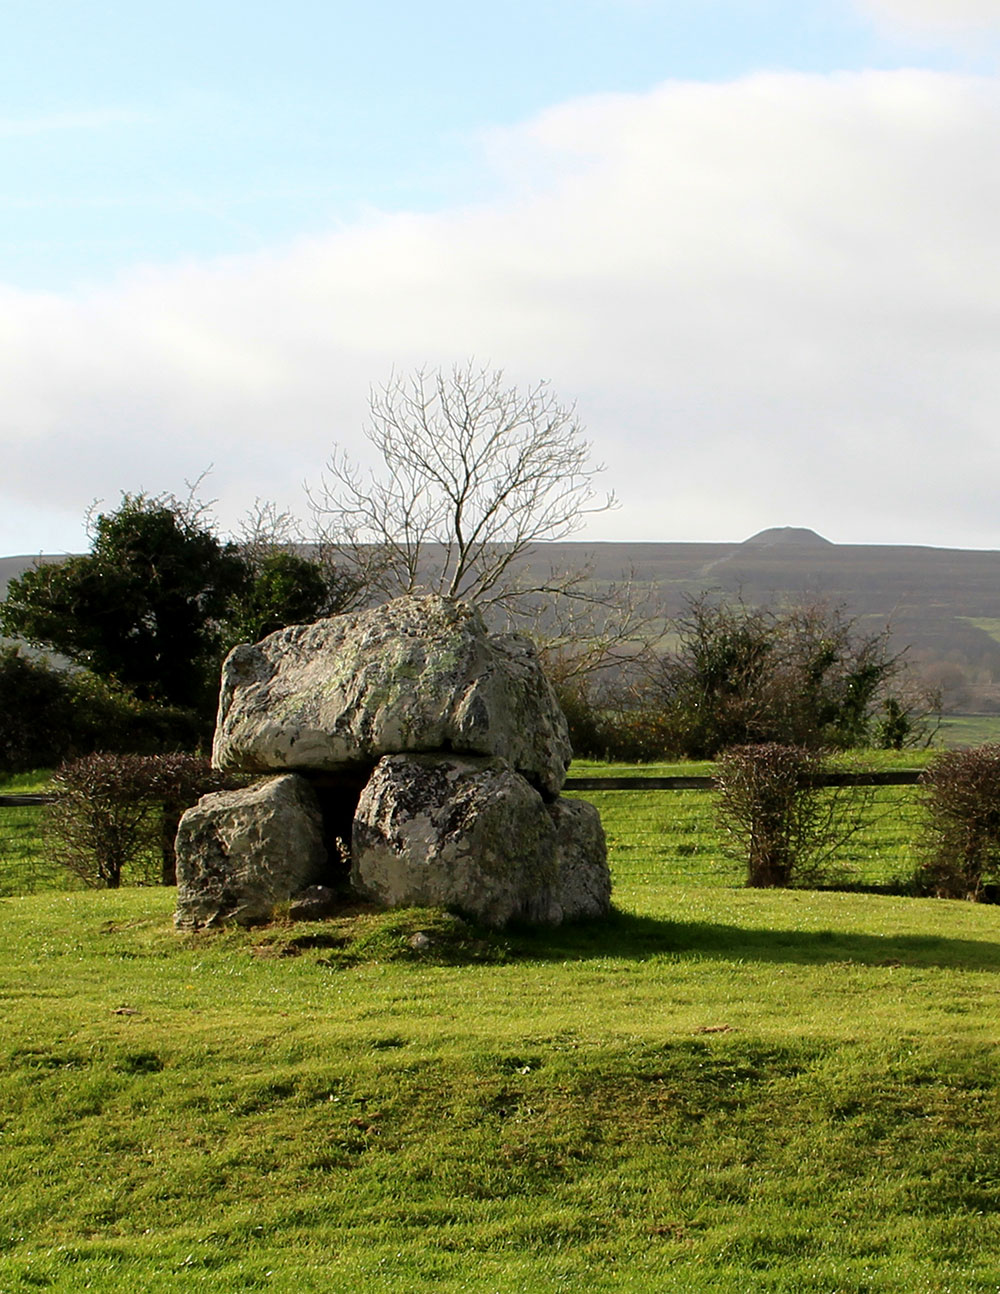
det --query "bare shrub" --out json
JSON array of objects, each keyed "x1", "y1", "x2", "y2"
[
  {"x1": 915, "y1": 744, "x2": 1000, "y2": 899},
  {"x1": 46, "y1": 753, "x2": 233, "y2": 889},
  {"x1": 715, "y1": 744, "x2": 874, "y2": 889},
  {"x1": 47, "y1": 754, "x2": 160, "y2": 888}
]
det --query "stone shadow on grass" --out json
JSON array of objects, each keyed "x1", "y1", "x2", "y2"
[{"x1": 504, "y1": 906, "x2": 1000, "y2": 974}]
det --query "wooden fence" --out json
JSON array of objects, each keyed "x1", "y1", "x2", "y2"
[
  {"x1": 1, "y1": 769, "x2": 924, "y2": 807},
  {"x1": 564, "y1": 770, "x2": 923, "y2": 790}
]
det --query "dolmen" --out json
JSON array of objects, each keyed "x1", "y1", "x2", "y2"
[{"x1": 174, "y1": 594, "x2": 610, "y2": 929}]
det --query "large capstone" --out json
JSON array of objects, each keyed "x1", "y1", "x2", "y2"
[
  {"x1": 212, "y1": 594, "x2": 571, "y2": 798},
  {"x1": 351, "y1": 753, "x2": 611, "y2": 927},
  {"x1": 174, "y1": 774, "x2": 326, "y2": 929}
]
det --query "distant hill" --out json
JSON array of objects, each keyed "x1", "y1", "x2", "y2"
[
  {"x1": 741, "y1": 526, "x2": 834, "y2": 550},
  {"x1": 0, "y1": 553, "x2": 67, "y2": 603},
  {"x1": 5, "y1": 536, "x2": 1000, "y2": 710}
]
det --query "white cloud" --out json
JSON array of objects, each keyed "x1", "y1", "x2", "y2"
[
  {"x1": 4, "y1": 69, "x2": 1000, "y2": 552},
  {"x1": 855, "y1": 0, "x2": 1000, "y2": 31}
]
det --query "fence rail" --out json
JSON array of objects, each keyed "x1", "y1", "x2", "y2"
[
  {"x1": 2, "y1": 770, "x2": 925, "y2": 805},
  {"x1": 565, "y1": 770, "x2": 924, "y2": 790}
]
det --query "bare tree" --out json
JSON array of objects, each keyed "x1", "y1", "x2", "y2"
[
  {"x1": 232, "y1": 498, "x2": 305, "y2": 571},
  {"x1": 308, "y1": 363, "x2": 617, "y2": 612}
]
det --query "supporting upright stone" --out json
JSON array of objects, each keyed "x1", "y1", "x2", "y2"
[
  {"x1": 351, "y1": 753, "x2": 561, "y2": 927},
  {"x1": 547, "y1": 797, "x2": 612, "y2": 921},
  {"x1": 174, "y1": 774, "x2": 326, "y2": 929},
  {"x1": 351, "y1": 753, "x2": 612, "y2": 927}
]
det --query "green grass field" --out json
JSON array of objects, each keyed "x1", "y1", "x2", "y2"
[
  {"x1": 936, "y1": 713, "x2": 1000, "y2": 748},
  {"x1": 4, "y1": 759, "x2": 1000, "y2": 1289}
]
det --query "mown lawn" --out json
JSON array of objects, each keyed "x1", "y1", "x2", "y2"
[{"x1": 3, "y1": 759, "x2": 1000, "y2": 1290}]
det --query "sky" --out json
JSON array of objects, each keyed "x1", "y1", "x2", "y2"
[{"x1": 4, "y1": 0, "x2": 1000, "y2": 555}]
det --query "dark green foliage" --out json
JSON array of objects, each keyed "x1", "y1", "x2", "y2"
[
  {"x1": 649, "y1": 596, "x2": 928, "y2": 759},
  {"x1": 555, "y1": 677, "x2": 676, "y2": 763},
  {"x1": 877, "y1": 696, "x2": 925, "y2": 750},
  {"x1": 63, "y1": 668, "x2": 204, "y2": 754},
  {"x1": 664, "y1": 599, "x2": 775, "y2": 758},
  {"x1": 1, "y1": 494, "x2": 247, "y2": 711},
  {"x1": 915, "y1": 744, "x2": 1000, "y2": 899},
  {"x1": 554, "y1": 595, "x2": 929, "y2": 763},
  {"x1": 0, "y1": 647, "x2": 71, "y2": 772},
  {"x1": 45, "y1": 752, "x2": 235, "y2": 889},
  {"x1": 0, "y1": 646, "x2": 202, "y2": 774},
  {"x1": 221, "y1": 550, "x2": 358, "y2": 650},
  {"x1": 715, "y1": 744, "x2": 873, "y2": 888}
]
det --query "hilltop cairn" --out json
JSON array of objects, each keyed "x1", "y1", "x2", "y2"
[{"x1": 174, "y1": 595, "x2": 610, "y2": 929}]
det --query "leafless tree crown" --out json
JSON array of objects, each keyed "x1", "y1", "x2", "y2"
[{"x1": 309, "y1": 363, "x2": 617, "y2": 608}]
